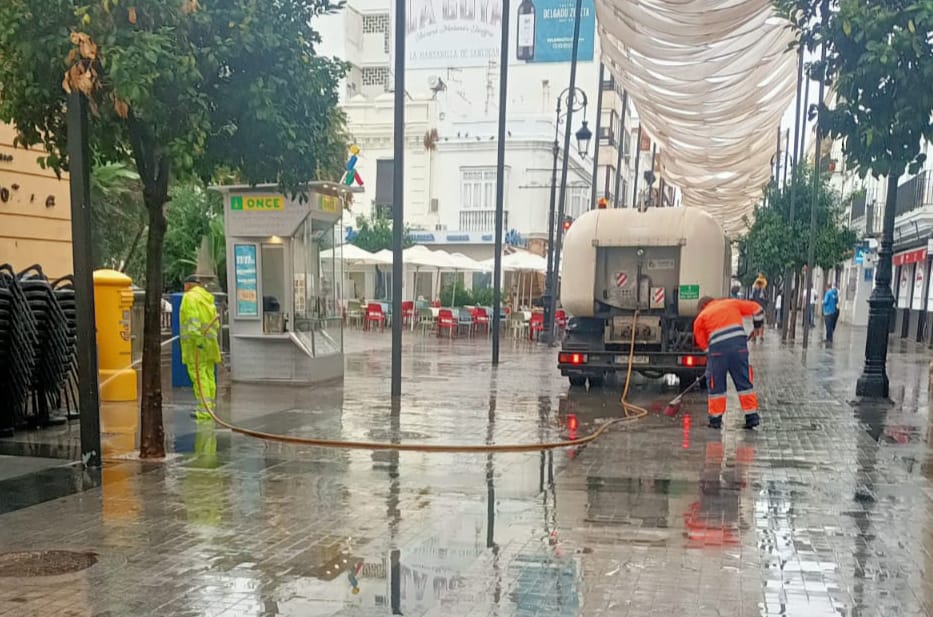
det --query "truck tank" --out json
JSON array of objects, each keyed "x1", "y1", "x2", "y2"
[
  {"x1": 557, "y1": 207, "x2": 730, "y2": 387},
  {"x1": 561, "y1": 208, "x2": 729, "y2": 317}
]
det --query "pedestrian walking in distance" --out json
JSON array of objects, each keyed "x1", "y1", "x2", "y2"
[
  {"x1": 822, "y1": 283, "x2": 840, "y2": 343},
  {"x1": 693, "y1": 297, "x2": 765, "y2": 430},
  {"x1": 180, "y1": 275, "x2": 221, "y2": 421}
]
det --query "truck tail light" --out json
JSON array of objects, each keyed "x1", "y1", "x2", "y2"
[
  {"x1": 678, "y1": 355, "x2": 707, "y2": 367},
  {"x1": 558, "y1": 352, "x2": 587, "y2": 365}
]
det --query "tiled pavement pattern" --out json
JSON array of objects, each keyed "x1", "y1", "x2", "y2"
[{"x1": 1, "y1": 325, "x2": 932, "y2": 616}]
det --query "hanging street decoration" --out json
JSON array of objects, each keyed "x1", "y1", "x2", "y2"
[{"x1": 341, "y1": 144, "x2": 364, "y2": 187}]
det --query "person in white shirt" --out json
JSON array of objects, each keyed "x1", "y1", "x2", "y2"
[{"x1": 806, "y1": 288, "x2": 817, "y2": 328}]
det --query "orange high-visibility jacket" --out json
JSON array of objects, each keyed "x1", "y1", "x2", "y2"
[{"x1": 693, "y1": 299, "x2": 764, "y2": 351}]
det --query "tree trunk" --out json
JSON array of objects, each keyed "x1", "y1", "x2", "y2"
[
  {"x1": 789, "y1": 270, "x2": 800, "y2": 340},
  {"x1": 127, "y1": 117, "x2": 170, "y2": 459},
  {"x1": 139, "y1": 199, "x2": 167, "y2": 458}
]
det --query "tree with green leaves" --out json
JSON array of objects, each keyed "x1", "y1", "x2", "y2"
[
  {"x1": 90, "y1": 161, "x2": 146, "y2": 281},
  {"x1": 743, "y1": 164, "x2": 856, "y2": 282},
  {"x1": 0, "y1": 0, "x2": 346, "y2": 457},
  {"x1": 775, "y1": 0, "x2": 933, "y2": 397},
  {"x1": 351, "y1": 213, "x2": 412, "y2": 299},
  {"x1": 742, "y1": 164, "x2": 856, "y2": 331},
  {"x1": 163, "y1": 184, "x2": 226, "y2": 292},
  {"x1": 351, "y1": 213, "x2": 413, "y2": 253}
]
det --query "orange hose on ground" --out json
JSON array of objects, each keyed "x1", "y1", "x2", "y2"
[{"x1": 195, "y1": 313, "x2": 648, "y2": 453}]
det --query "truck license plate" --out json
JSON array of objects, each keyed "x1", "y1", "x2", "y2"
[{"x1": 618, "y1": 355, "x2": 649, "y2": 365}]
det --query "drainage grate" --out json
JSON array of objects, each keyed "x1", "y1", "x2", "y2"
[{"x1": 0, "y1": 550, "x2": 98, "y2": 577}]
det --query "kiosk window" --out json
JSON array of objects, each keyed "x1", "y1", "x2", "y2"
[{"x1": 261, "y1": 244, "x2": 286, "y2": 315}]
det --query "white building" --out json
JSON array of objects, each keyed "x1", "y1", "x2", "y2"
[
  {"x1": 313, "y1": 0, "x2": 671, "y2": 263},
  {"x1": 822, "y1": 124, "x2": 933, "y2": 334}
]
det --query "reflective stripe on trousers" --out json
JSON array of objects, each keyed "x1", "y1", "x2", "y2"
[{"x1": 707, "y1": 337, "x2": 757, "y2": 417}]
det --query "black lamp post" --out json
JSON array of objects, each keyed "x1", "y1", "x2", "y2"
[
  {"x1": 542, "y1": 87, "x2": 590, "y2": 343},
  {"x1": 856, "y1": 173, "x2": 899, "y2": 398}
]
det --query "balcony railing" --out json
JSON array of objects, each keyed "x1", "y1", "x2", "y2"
[
  {"x1": 895, "y1": 170, "x2": 932, "y2": 216},
  {"x1": 460, "y1": 210, "x2": 508, "y2": 232}
]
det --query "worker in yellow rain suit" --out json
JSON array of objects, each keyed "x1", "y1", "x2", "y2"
[{"x1": 180, "y1": 276, "x2": 220, "y2": 420}]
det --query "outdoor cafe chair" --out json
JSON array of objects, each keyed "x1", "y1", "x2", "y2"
[
  {"x1": 402, "y1": 301, "x2": 415, "y2": 327},
  {"x1": 418, "y1": 308, "x2": 435, "y2": 335},
  {"x1": 346, "y1": 300, "x2": 363, "y2": 329},
  {"x1": 437, "y1": 308, "x2": 456, "y2": 338},
  {"x1": 529, "y1": 312, "x2": 545, "y2": 341},
  {"x1": 509, "y1": 312, "x2": 528, "y2": 340},
  {"x1": 471, "y1": 307, "x2": 490, "y2": 335},
  {"x1": 364, "y1": 303, "x2": 386, "y2": 332}
]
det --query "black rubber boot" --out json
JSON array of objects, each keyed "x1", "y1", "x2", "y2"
[
  {"x1": 744, "y1": 412, "x2": 760, "y2": 429},
  {"x1": 708, "y1": 415, "x2": 722, "y2": 430}
]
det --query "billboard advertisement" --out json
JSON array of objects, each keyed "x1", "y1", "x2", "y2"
[
  {"x1": 515, "y1": 0, "x2": 595, "y2": 64},
  {"x1": 403, "y1": 0, "x2": 594, "y2": 69}
]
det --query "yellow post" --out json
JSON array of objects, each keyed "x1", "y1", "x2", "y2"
[{"x1": 93, "y1": 269, "x2": 138, "y2": 401}]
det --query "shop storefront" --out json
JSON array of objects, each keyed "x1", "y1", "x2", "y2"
[
  {"x1": 215, "y1": 183, "x2": 351, "y2": 384},
  {"x1": 892, "y1": 244, "x2": 931, "y2": 342}
]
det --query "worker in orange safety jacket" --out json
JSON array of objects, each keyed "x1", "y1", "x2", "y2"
[{"x1": 693, "y1": 296, "x2": 765, "y2": 430}]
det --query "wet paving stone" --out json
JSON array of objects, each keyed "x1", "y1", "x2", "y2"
[{"x1": 1, "y1": 327, "x2": 932, "y2": 616}]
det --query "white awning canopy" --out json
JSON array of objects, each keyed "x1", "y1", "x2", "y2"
[
  {"x1": 320, "y1": 244, "x2": 393, "y2": 266},
  {"x1": 596, "y1": 0, "x2": 797, "y2": 235}
]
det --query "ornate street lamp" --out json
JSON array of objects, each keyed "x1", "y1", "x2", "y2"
[
  {"x1": 575, "y1": 121, "x2": 592, "y2": 157},
  {"x1": 542, "y1": 87, "x2": 588, "y2": 344}
]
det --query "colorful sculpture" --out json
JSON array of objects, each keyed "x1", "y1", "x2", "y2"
[{"x1": 342, "y1": 144, "x2": 364, "y2": 187}]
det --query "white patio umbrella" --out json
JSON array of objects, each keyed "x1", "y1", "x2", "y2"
[
  {"x1": 483, "y1": 250, "x2": 547, "y2": 309},
  {"x1": 402, "y1": 245, "x2": 442, "y2": 268},
  {"x1": 320, "y1": 244, "x2": 392, "y2": 266}
]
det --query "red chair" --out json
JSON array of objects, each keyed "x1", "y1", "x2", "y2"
[
  {"x1": 555, "y1": 309, "x2": 568, "y2": 332},
  {"x1": 402, "y1": 301, "x2": 415, "y2": 327},
  {"x1": 364, "y1": 303, "x2": 386, "y2": 331},
  {"x1": 436, "y1": 308, "x2": 457, "y2": 338},
  {"x1": 471, "y1": 307, "x2": 490, "y2": 335},
  {"x1": 529, "y1": 312, "x2": 545, "y2": 340}
]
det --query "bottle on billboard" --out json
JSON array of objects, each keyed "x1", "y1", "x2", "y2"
[{"x1": 516, "y1": 0, "x2": 535, "y2": 61}]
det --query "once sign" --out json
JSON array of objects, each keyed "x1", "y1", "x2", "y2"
[{"x1": 231, "y1": 194, "x2": 285, "y2": 211}]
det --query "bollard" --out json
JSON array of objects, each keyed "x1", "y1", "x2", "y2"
[{"x1": 93, "y1": 269, "x2": 138, "y2": 402}]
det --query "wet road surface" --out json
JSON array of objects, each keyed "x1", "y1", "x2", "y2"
[{"x1": 0, "y1": 326, "x2": 932, "y2": 616}]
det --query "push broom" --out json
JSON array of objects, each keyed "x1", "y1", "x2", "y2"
[{"x1": 663, "y1": 376, "x2": 704, "y2": 417}]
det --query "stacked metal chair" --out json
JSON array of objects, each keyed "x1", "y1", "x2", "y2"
[
  {"x1": 18, "y1": 266, "x2": 71, "y2": 428},
  {"x1": 0, "y1": 264, "x2": 39, "y2": 437},
  {"x1": 51, "y1": 276, "x2": 80, "y2": 420}
]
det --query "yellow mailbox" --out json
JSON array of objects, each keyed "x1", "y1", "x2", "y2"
[{"x1": 93, "y1": 269, "x2": 138, "y2": 401}]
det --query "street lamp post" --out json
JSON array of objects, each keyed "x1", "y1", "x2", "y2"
[
  {"x1": 856, "y1": 173, "x2": 899, "y2": 398},
  {"x1": 542, "y1": 87, "x2": 591, "y2": 344}
]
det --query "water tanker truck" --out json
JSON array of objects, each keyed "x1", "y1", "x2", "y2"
[{"x1": 558, "y1": 207, "x2": 730, "y2": 387}]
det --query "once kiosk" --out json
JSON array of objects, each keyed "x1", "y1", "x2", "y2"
[{"x1": 213, "y1": 182, "x2": 354, "y2": 385}]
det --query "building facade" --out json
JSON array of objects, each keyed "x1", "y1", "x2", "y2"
[
  {"x1": 0, "y1": 122, "x2": 72, "y2": 277},
  {"x1": 314, "y1": 0, "x2": 672, "y2": 261},
  {"x1": 826, "y1": 130, "x2": 933, "y2": 339}
]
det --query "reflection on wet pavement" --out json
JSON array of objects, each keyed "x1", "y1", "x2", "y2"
[{"x1": 0, "y1": 328, "x2": 932, "y2": 615}]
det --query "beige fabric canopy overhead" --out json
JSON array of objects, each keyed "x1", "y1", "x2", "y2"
[{"x1": 596, "y1": 0, "x2": 797, "y2": 235}]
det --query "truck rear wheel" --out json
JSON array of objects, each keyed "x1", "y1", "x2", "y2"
[
  {"x1": 569, "y1": 376, "x2": 587, "y2": 387},
  {"x1": 588, "y1": 376, "x2": 605, "y2": 388}
]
